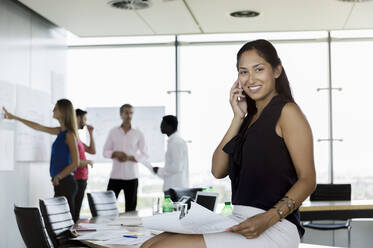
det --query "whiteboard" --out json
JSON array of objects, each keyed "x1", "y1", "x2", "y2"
[
  {"x1": 86, "y1": 106, "x2": 165, "y2": 163},
  {"x1": 15, "y1": 85, "x2": 52, "y2": 162}
]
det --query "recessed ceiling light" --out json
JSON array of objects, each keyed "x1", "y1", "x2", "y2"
[
  {"x1": 108, "y1": 0, "x2": 151, "y2": 10},
  {"x1": 230, "y1": 10, "x2": 260, "y2": 18}
]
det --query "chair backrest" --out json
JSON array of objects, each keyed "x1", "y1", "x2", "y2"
[
  {"x1": 39, "y1": 196, "x2": 75, "y2": 247},
  {"x1": 168, "y1": 187, "x2": 204, "y2": 202},
  {"x1": 87, "y1": 190, "x2": 119, "y2": 217},
  {"x1": 14, "y1": 205, "x2": 53, "y2": 248},
  {"x1": 310, "y1": 184, "x2": 351, "y2": 201}
]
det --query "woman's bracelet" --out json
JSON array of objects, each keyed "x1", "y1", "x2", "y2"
[
  {"x1": 272, "y1": 196, "x2": 298, "y2": 221},
  {"x1": 271, "y1": 205, "x2": 285, "y2": 220},
  {"x1": 272, "y1": 199, "x2": 287, "y2": 220},
  {"x1": 284, "y1": 195, "x2": 298, "y2": 211}
]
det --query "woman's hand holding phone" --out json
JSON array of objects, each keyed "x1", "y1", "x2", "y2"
[{"x1": 230, "y1": 80, "x2": 247, "y2": 119}]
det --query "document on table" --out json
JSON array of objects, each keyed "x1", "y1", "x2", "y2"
[
  {"x1": 73, "y1": 230, "x2": 125, "y2": 240},
  {"x1": 142, "y1": 202, "x2": 238, "y2": 234},
  {"x1": 75, "y1": 230, "x2": 152, "y2": 245},
  {"x1": 76, "y1": 223, "x2": 122, "y2": 231},
  {"x1": 96, "y1": 235, "x2": 153, "y2": 245},
  {"x1": 107, "y1": 216, "x2": 143, "y2": 226}
]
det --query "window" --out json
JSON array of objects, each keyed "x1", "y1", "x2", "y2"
[
  {"x1": 331, "y1": 40, "x2": 373, "y2": 199},
  {"x1": 67, "y1": 45, "x2": 175, "y2": 214},
  {"x1": 178, "y1": 34, "x2": 330, "y2": 203},
  {"x1": 274, "y1": 41, "x2": 329, "y2": 183},
  {"x1": 178, "y1": 44, "x2": 241, "y2": 202},
  {"x1": 67, "y1": 30, "x2": 373, "y2": 212}
]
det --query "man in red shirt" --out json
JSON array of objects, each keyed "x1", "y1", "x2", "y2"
[{"x1": 74, "y1": 109, "x2": 96, "y2": 221}]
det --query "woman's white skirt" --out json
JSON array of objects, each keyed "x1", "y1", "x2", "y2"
[{"x1": 203, "y1": 205, "x2": 300, "y2": 248}]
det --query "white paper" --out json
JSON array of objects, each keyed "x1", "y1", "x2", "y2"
[
  {"x1": 108, "y1": 216, "x2": 143, "y2": 226},
  {"x1": 51, "y1": 71, "x2": 66, "y2": 103},
  {"x1": 15, "y1": 86, "x2": 52, "y2": 162},
  {"x1": 77, "y1": 223, "x2": 122, "y2": 230},
  {"x1": 142, "y1": 202, "x2": 238, "y2": 234},
  {"x1": 0, "y1": 81, "x2": 16, "y2": 130},
  {"x1": 74, "y1": 230, "x2": 125, "y2": 241},
  {"x1": 0, "y1": 129, "x2": 15, "y2": 171},
  {"x1": 0, "y1": 81, "x2": 16, "y2": 114},
  {"x1": 96, "y1": 235, "x2": 153, "y2": 245}
]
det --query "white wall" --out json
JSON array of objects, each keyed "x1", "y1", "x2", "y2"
[{"x1": 0, "y1": 0, "x2": 66, "y2": 246}]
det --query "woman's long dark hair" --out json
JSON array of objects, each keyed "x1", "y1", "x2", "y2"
[{"x1": 236, "y1": 39, "x2": 294, "y2": 133}]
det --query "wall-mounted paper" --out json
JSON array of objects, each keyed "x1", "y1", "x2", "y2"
[
  {"x1": 0, "y1": 81, "x2": 16, "y2": 111},
  {"x1": 51, "y1": 71, "x2": 65, "y2": 103},
  {"x1": 0, "y1": 81, "x2": 16, "y2": 127},
  {"x1": 0, "y1": 129, "x2": 15, "y2": 171},
  {"x1": 15, "y1": 85, "x2": 52, "y2": 162}
]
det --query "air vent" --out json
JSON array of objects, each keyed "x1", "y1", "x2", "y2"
[
  {"x1": 230, "y1": 10, "x2": 260, "y2": 18},
  {"x1": 108, "y1": 0, "x2": 151, "y2": 10}
]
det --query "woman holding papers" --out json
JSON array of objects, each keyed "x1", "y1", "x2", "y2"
[
  {"x1": 3, "y1": 99, "x2": 79, "y2": 218},
  {"x1": 141, "y1": 39, "x2": 316, "y2": 248}
]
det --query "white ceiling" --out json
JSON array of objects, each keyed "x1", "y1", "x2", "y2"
[{"x1": 17, "y1": 0, "x2": 373, "y2": 37}]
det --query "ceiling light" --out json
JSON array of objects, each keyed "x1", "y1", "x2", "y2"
[
  {"x1": 230, "y1": 10, "x2": 260, "y2": 18},
  {"x1": 108, "y1": 0, "x2": 151, "y2": 10}
]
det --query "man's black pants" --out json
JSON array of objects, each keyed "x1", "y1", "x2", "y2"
[{"x1": 107, "y1": 178, "x2": 138, "y2": 212}]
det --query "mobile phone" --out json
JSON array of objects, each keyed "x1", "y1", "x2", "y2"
[{"x1": 238, "y1": 80, "x2": 242, "y2": 101}]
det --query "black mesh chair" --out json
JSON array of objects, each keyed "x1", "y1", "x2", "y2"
[
  {"x1": 303, "y1": 184, "x2": 352, "y2": 247},
  {"x1": 14, "y1": 205, "x2": 53, "y2": 248},
  {"x1": 87, "y1": 190, "x2": 119, "y2": 217},
  {"x1": 168, "y1": 187, "x2": 204, "y2": 202},
  {"x1": 39, "y1": 197, "x2": 87, "y2": 248}
]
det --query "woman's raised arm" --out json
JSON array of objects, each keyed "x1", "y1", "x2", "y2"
[{"x1": 3, "y1": 107, "x2": 60, "y2": 135}]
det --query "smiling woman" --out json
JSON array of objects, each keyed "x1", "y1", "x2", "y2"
[
  {"x1": 235, "y1": 40, "x2": 294, "y2": 121},
  {"x1": 237, "y1": 50, "x2": 281, "y2": 99},
  {"x1": 141, "y1": 39, "x2": 316, "y2": 248}
]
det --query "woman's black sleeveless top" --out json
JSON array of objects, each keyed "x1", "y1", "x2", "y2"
[{"x1": 223, "y1": 95, "x2": 304, "y2": 237}]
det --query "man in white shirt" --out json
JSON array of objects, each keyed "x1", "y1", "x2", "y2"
[
  {"x1": 103, "y1": 104, "x2": 148, "y2": 211},
  {"x1": 153, "y1": 115, "x2": 189, "y2": 195}
]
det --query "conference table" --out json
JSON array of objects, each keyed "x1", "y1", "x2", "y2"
[
  {"x1": 79, "y1": 222, "x2": 337, "y2": 248},
  {"x1": 300, "y1": 200, "x2": 373, "y2": 221},
  {"x1": 77, "y1": 200, "x2": 373, "y2": 248},
  {"x1": 77, "y1": 212, "x2": 146, "y2": 248},
  {"x1": 77, "y1": 210, "x2": 343, "y2": 248}
]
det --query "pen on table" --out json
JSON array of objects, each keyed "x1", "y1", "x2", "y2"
[{"x1": 123, "y1": 235, "x2": 137, "y2": 238}]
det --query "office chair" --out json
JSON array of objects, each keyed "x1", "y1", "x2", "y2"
[
  {"x1": 14, "y1": 205, "x2": 53, "y2": 248},
  {"x1": 87, "y1": 190, "x2": 119, "y2": 217},
  {"x1": 39, "y1": 196, "x2": 87, "y2": 248},
  {"x1": 303, "y1": 184, "x2": 352, "y2": 247},
  {"x1": 168, "y1": 187, "x2": 204, "y2": 202}
]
